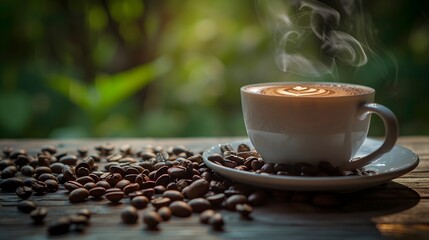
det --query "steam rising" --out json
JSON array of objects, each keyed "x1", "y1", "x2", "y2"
[{"x1": 256, "y1": 0, "x2": 371, "y2": 78}]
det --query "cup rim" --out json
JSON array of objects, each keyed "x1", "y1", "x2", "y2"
[{"x1": 241, "y1": 82, "x2": 375, "y2": 98}]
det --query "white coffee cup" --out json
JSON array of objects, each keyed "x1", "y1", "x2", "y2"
[{"x1": 241, "y1": 82, "x2": 398, "y2": 170}]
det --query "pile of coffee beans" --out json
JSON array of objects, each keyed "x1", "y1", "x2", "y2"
[
  {"x1": 208, "y1": 143, "x2": 376, "y2": 177},
  {"x1": 0, "y1": 142, "x2": 362, "y2": 236}
]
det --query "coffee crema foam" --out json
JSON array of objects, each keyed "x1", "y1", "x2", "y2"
[{"x1": 259, "y1": 85, "x2": 368, "y2": 97}]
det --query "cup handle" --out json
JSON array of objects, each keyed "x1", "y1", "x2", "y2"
[{"x1": 343, "y1": 103, "x2": 399, "y2": 171}]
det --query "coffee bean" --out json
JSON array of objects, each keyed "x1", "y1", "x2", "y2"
[
  {"x1": 105, "y1": 190, "x2": 124, "y2": 203},
  {"x1": 38, "y1": 173, "x2": 57, "y2": 182},
  {"x1": 45, "y1": 179, "x2": 59, "y2": 192},
  {"x1": 32, "y1": 180, "x2": 47, "y2": 194},
  {"x1": 184, "y1": 179, "x2": 209, "y2": 199},
  {"x1": 62, "y1": 167, "x2": 76, "y2": 181},
  {"x1": 106, "y1": 173, "x2": 122, "y2": 187},
  {"x1": 225, "y1": 194, "x2": 247, "y2": 210},
  {"x1": 188, "y1": 198, "x2": 211, "y2": 213},
  {"x1": 69, "y1": 214, "x2": 89, "y2": 226},
  {"x1": 30, "y1": 207, "x2": 48, "y2": 223},
  {"x1": 69, "y1": 188, "x2": 89, "y2": 203},
  {"x1": 17, "y1": 200, "x2": 37, "y2": 213},
  {"x1": 64, "y1": 181, "x2": 84, "y2": 192},
  {"x1": 20, "y1": 165, "x2": 34, "y2": 176},
  {"x1": 169, "y1": 201, "x2": 192, "y2": 218},
  {"x1": 89, "y1": 187, "x2": 106, "y2": 199},
  {"x1": 123, "y1": 183, "x2": 140, "y2": 195},
  {"x1": 208, "y1": 213, "x2": 224, "y2": 230},
  {"x1": 206, "y1": 193, "x2": 225, "y2": 207},
  {"x1": 16, "y1": 186, "x2": 32, "y2": 200},
  {"x1": 37, "y1": 154, "x2": 51, "y2": 167},
  {"x1": 151, "y1": 197, "x2": 172, "y2": 210},
  {"x1": 49, "y1": 162, "x2": 65, "y2": 174},
  {"x1": 115, "y1": 179, "x2": 131, "y2": 190},
  {"x1": 15, "y1": 155, "x2": 29, "y2": 167},
  {"x1": 48, "y1": 217, "x2": 70, "y2": 235},
  {"x1": 199, "y1": 209, "x2": 215, "y2": 224},
  {"x1": 131, "y1": 196, "x2": 149, "y2": 209},
  {"x1": 0, "y1": 178, "x2": 24, "y2": 192},
  {"x1": 248, "y1": 191, "x2": 267, "y2": 206},
  {"x1": 162, "y1": 190, "x2": 184, "y2": 202},
  {"x1": 236, "y1": 203, "x2": 253, "y2": 218},
  {"x1": 155, "y1": 174, "x2": 171, "y2": 187},
  {"x1": 261, "y1": 163, "x2": 275, "y2": 173},
  {"x1": 251, "y1": 159, "x2": 264, "y2": 171},
  {"x1": 143, "y1": 211, "x2": 162, "y2": 229},
  {"x1": 76, "y1": 176, "x2": 94, "y2": 185},
  {"x1": 1, "y1": 165, "x2": 17, "y2": 178},
  {"x1": 84, "y1": 182, "x2": 96, "y2": 190},
  {"x1": 121, "y1": 206, "x2": 138, "y2": 224},
  {"x1": 96, "y1": 180, "x2": 111, "y2": 190},
  {"x1": 157, "y1": 206, "x2": 172, "y2": 221},
  {"x1": 60, "y1": 155, "x2": 78, "y2": 165}
]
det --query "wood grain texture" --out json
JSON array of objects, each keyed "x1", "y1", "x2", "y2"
[{"x1": 0, "y1": 137, "x2": 428, "y2": 240}]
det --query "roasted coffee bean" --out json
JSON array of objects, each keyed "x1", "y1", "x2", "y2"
[
  {"x1": 236, "y1": 203, "x2": 253, "y2": 218},
  {"x1": 109, "y1": 165, "x2": 125, "y2": 176},
  {"x1": 20, "y1": 165, "x2": 34, "y2": 176},
  {"x1": 166, "y1": 182, "x2": 178, "y2": 191},
  {"x1": 143, "y1": 211, "x2": 162, "y2": 229},
  {"x1": 261, "y1": 163, "x2": 275, "y2": 173},
  {"x1": 208, "y1": 213, "x2": 224, "y2": 230},
  {"x1": 48, "y1": 217, "x2": 70, "y2": 235},
  {"x1": 62, "y1": 167, "x2": 76, "y2": 181},
  {"x1": 16, "y1": 186, "x2": 32, "y2": 199},
  {"x1": 60, "y1": 155, "x2": 78, "y2": 165},
  {"x1": 188, "y1": 198, "x2": 211, "y2": 213},
  {"x1": 206, "y1": 193, "x2": 225, "y2": 206},
  {"x1": 45, "y1": 179, "x2": 59, "y2": 192},
  {"x1": 123, "y1": 182, "x2": 140, "y2": 195},
  {"x1": 162, "y1": 190, "x2": 184, "y2": 202},
  {"x1": 23, "y1": 178, "x2": 34, "y2": 187},
  {"x1": 34, "y1": 166, "x2": 51, "y2": 177},
  {"x1": 225, "y1": 194, "x2": 247, "y2": 210},
  {"x1": 2, "y1": 146, "x2": 14, "y2": 157},
  {"x1": 106, "y1": 173, "x2": 122, "y2": 187},
  {"x1": 1, "y1": 165, "x2": 18, "y2": 178},
  {"x1": 155, "y1": 174, "x2": 171, "y2": 187},
  {"x1": 96, "y1": 180, "x2": 111, "y2": 190},
  {"x1": 248, "y1": 191, "x2": 267, "y2": 206},
  {"x1": 208, "y1": 154, "x2": 224, "y2": 164},
  {"x1": 169, "y1": 201, "x2": 192, "y2": 218},
  {"x1": 69, "y1": 188, "x2": 89, "y2": 203},
  {"x1": 154, "y1": 185, "x2": 166, "y2": 194},
  {"x1": 76, "y1": 176, "x2": 94, "y2": 185},
  {"x1": 17, "y1": 200, "x2": 37, "y2": 213},
  {"x1": 0, "y1": 177, "x2": 24, "y2": 192},
  {"x1": 89, "y1": 186, "x2": 106, "y2": 199},
  {"x1": 125, "y1": 167, "x2": 140, "y2": 176},
  {"x1": 32, "y1": 180, "x2": 47, "y2": 194},
  {"x1": 38, "y1": 173, "x2": 57, "y2": 182},
  {"x1": 49, "y1": 162, "x2": 65, "y2": 174},
  {"x1": 115, "y1": 179, "x2": 131, "y2": 190},
  {"x1": 141, "y1": 188, "x2": 155, "y2": 199},
  {"x1": 157, "y1": 206, "x2": 172, "y2": 221},
  {"x1": 37, "y1": 154, "x2": 51, "y2": 166},
  {"x1": 77, "y1": 147, "x2": 88, "y2": 157},
  {"x1": 76, "y1": 167, "x2": 90, "y2": 178},
  {"x1": 200, "y1": 209, "x2": 216, "y2": 224},
  {"x1": 151, "y1": 197, "x2": 172, "y2": 210},
  {"x1": 30, "y1": 207, "x2": 48, "y2": 223},
  {"x1": 15, "y1": 155, "x2": 29, "y2": 167},
  {"x1": 121, "y1": 206, "x2": 138, "y2": 224},
  {"x1": 41, "y1": 145, "x2": 57, "y2": 154},
  {"x1": 251, "y1": 159, "x2": 264, "y2": 171},
  {"x1": 184, "y1": 179, "x2": 209, "y2": 199},
  {"x1": 9, "y1": 149, "x2": 27, "y2": 160},
  {"x1": 168, "y1": 166, "x2": 188, "y2": 179},
  {"x1": 84, "y1": 182, "x2": 96, "y2": 190},
  {"x1": 154, "y1": 166, "x2": 169, "y2": 180},
  {"x1": 105, "y1": 190, "x2": 124, "y2": 203},
  {"x1": 68, "y1": 214, "x2": 89, "y2": 225},
  {"x1": 131, "y1": 196, "x2": 149, "y2": 209},
  {"x1": 64, "y1": 181, "x2": 84, "y2": 192}
]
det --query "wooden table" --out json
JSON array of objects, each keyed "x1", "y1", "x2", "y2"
[{"x1": 0, "y1": 137, "x2": 428, "y2": 240}]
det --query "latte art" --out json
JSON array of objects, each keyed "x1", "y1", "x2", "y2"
[{"x1": 258, "y1": 84, "x2": 369, "y2": 97}]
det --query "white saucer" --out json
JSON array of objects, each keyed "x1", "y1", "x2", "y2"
[{"x1": 202, "y1": 138, "x2": 419, "y2": 191}]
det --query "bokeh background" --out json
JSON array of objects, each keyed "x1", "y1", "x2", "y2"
[{"x1": 1, "y1": 0, "x2": 428, "y2": 138}]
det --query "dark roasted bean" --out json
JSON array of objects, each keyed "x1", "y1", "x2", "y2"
[
  {"x1": 64, "y1": 181, "x2": 84, "y2": 192},
  {"x1": 48, "y1": 217, "x2": 70, "y2": 235},
  {"x1": 236, "y1": 203, "x2": 253, "y2": 217},
  {"x1": 200, "y1": 209, "x2": 216, "y2": 224},
  {"x1": 0, "y1": 178, "x2": 24, "y2": 192},
  {"x1": 60, "y1": 155, "x2": 78, "y2": 165},
  {"x1": 143, "y1": 211, "x2": 162, "y2": 229},
  {"x1": 16, "y1": 186, "x2": 33, "y2": 200},
  {"x1": 184, "y1": 179, "x2": 209, "y2": 199},
  {"x1": 30, "y1": 207, "x2": 48, "y2": 223},
  {"x1": 157, "y1": 206, "x2": 172, "y2": 221},
  {"x1": 105, "y1": 190, "x2": 124, "y2": 203},
  {"x1": 1, "y1": 165, "x2": 18, "y2": 178},
  {"x1": 45, "y1": 179, "x2": 59, "y2": 192},
  {"x1": 89, "y1": 187, "x2": 106, "y2": 199},
  {"x1": 188, "y1": 198, "x2": 211, "y2": 213},
  {"x1": 131, "y1": 196, "x2": 149, "y2": 209},
  {"x1": 17, "y1": 200, "x2": 37, "y2": 213},
  {"x1": 248, "y1": 191, "x2": 267, "y2": 206},
  {"x1": 32, "y1": 180, "x2": 47, "y2": 194},
  {"x1": 68, "y1": 188, "x2": 88, "y2": 203},
  {"x1": 209, "y1": 213, "x2": 224, "y2": 230},
  {"x1": 162, "y1": 190, "x2": 184, "y2": 202},
  {"x1": 225, "y1": 194, "x2": 247, "y2": 210},
  {"x1": 151, "y1": 197, "x2": 172, "y2": 210},
  {"x1": 121, "y1": 206, "x2": 138, "y2": 224},
  {"x1": 169, "y1": 201, "x2": 192, "y2": 218}
]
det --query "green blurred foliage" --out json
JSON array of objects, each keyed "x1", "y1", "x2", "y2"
[{"x1": 0, "y1": 0, "x2": 428, "y2": 138}]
